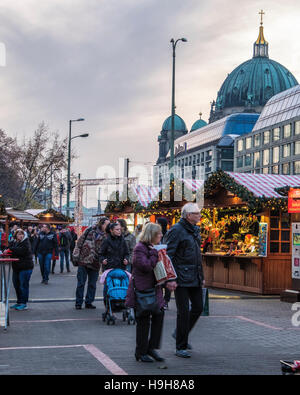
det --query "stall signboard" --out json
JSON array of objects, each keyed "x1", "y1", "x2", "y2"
[
  {"x1": 292, "y1": 223, "x2": 300, "y2": 280},
  {"x1": 258, "y1": 222, "x2": 268, "y2": 257},
  {"x1": 288, "y1": 189, "x2": 300, "y2": 213}
]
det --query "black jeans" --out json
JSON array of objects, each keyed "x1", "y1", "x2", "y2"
[
  {"x1": 135, "y1": 310, "x2": 164, "y2": 356},
  {"x1": 174, "y1": 286, "x2": 203, "y2": 350}
]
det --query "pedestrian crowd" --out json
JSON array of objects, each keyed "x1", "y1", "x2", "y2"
[{"x1": 1, "y1": 202, "x2": 204, "y2": 362}]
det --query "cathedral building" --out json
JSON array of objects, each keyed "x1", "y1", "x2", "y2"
[{"x1": 154, "y1": 14, "x2": 298, "y2": 185}]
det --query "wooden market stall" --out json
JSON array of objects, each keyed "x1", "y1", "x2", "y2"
[
  {"x1": 35, "y1": 209, "x2": 73, "y2": 226},
  {"x1": 201, "y1": 171, "x2": 300, "y2": 295}
]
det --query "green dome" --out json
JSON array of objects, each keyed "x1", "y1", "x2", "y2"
[
  {"x1": 190, "y1": 118, "x2": 207, "y2": 132},
  {"x1": 162, "y1": 114, "x2": 187, "y2": 132},
  {"x1": 216, "y1": 57, "x2": 298, "y2": 110}
]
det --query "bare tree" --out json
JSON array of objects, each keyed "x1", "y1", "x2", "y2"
[{"x1": 18, "y1": 122, "x2": 69, "y2": 209}]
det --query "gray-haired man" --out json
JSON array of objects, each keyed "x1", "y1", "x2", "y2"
[{"x1": 164, "y1": 203, "x2": 205, "y2": 358}]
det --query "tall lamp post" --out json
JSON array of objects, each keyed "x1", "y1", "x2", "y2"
[
  {"x1": 66, "y1": 118, "x2": 88, "y2": 218},
  {"x1": 169, "y1": 37, "x2": 187, "y2": 181}
]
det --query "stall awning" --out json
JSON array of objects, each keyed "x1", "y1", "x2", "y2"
[
  {"x1": 182, "y1": 179, "x2": 204, "y2": 192},
  {"x1": 226, "y1": 172, "x2": 300, "y2": 198},
  {"x1": 131, "y1": 185, "x2": 161, "y2": 208},
  {"x1": 6, "y1": 209, "x2": 39, "y2": 222}
]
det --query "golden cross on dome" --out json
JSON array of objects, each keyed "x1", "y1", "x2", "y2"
[{"x1": 259, "y1": 9, "x2": 265, "y2": 25}]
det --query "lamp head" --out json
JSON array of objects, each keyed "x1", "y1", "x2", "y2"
[{"x1": 181, "y1": 38, "x2": 187, "y2": 42}]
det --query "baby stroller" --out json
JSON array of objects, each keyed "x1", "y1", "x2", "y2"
[{"x1": 102, "y1": 268, "x2": 135, "y2": 326}]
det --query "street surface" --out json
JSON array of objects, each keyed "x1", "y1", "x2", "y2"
[{"x1": 1, "y1": 263, "x2": 300, "y2": 375}]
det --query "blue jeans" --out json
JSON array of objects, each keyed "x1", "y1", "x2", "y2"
[
  {"x1": 75, "y1": 266, "x2": 99, "y2": 306},
  {"x1": 59, "y1": 249, "x2": 70, "y2": 272},
  {"x1": 12, "y1": 270, "x2": 33, "y2": 304},
  {"x1": 38, "y1": 253, "x2": 52, "y2": 281}
]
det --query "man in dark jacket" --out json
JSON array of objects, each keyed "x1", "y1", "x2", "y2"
[
  {"x1": 34, "y1": 224, "x2": 59, "y2": 284},
  {"x1": 164, "y1": 203, "x2": 204, "y2": 358},
  {"x1": 8, "y1": 229, "x2": 34, "y2": 310},
  {"x1": 58, "y1": 225, "x2": 72, "y2": 273}
]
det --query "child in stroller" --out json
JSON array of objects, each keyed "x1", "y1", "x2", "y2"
[{"x1": 101, "y1": 268, "x2": 135, "y2": 325}]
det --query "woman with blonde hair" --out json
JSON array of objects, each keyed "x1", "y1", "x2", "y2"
[{"x1": 126, "y1": 222, "x2": 176, "y2": 363}]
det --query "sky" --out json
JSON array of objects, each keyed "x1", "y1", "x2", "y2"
[{"x1": 0, "y1": 0, "x2": 299, "y2": 207}]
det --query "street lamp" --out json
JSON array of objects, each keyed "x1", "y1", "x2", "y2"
[
  {"x1": 66, "y1": 118, "x2": 87, "y2": 218},
  {"x1": 169, "y1": 37, "x2": 187, "y2": 181}
]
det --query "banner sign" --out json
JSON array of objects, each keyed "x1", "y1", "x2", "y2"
[{"x1": 288, "y1": 188, "x2": 300, "y2": 213}]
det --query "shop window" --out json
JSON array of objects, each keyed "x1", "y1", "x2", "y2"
[{"x1": 269, "y1": 211, "x2": 290, "y2": 254}]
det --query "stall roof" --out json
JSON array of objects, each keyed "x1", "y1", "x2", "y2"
[
  {"x1": 6, "y1": 209, "x2": 39, "y2": 222},
  {"x1": 226, "y1": 172, "x2": 300, "y2": 198}
]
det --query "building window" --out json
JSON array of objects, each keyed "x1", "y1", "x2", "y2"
[
  {"x1": 272, "y1": 165, "x2": 279, "y2": 174},
  {"x1": 294, "y1": 161, "x2": 300, "y2": 175},
  {"x1": 263, "y1": 131, "x2": 270, "y2": 145},
  {"x1": 245, "y1": 137, "x2": 252, "y2": 150},
  {"x1": 237, "y1": 140, "x2": 243, "y2": 152},
  {"x1": 221, "y1": 161, "x2": 233, "y2": 171},
  {"x1": 236, "y1": 157, "x2": 243, "y2": 168},
  {"x1": 282, "y1": 162, "x2": 290, "y2": 174},
  {"x1": 197, "y1": 154, "x2": 200, "y2": 163},
  {"x1": 283, "y1": 124, "x2": 291, "y2": 139},
  {"x1": 262, "y1": 167, "x2": 269, "y2": 174},
  {"x1": 263, "y1": 149, "x2": 270, "y2": 166},
  {"x1": 254, "y1": 134, "x2": 261, "y2": 147},
  {"x1": 245, "y1": 153, "x2": 251, "y2": 166},
  {"x1": 295, "y1": 141, "x2": 300, "y2": 155},
  {"x1": 206, "y1": 150, "x2": 212, "y2": 160},
  {"x1": 272, "y1": 127, "x2": 280, "y2": 141},
  {"x1": 201, "y1": 152, "x2": 204, "y2": 162},
  {"x1": 295, "y1": 121, "x2": 300, "y2": 135},
  {"x1": 272, "y1": 146, "x2": 279, "y2": 163},
  {"x1": 283, "y1": 144, "x2": 291, "y2": 158},
  {"x1": 269, "y1": 210, "x2": 290, "y2": 254},
  {"x1": 254, "y1": 151, "x2": 260, "y2": 167},
  {"x1": 221, "y1": 148, "x2": 233, "y2": 159}
]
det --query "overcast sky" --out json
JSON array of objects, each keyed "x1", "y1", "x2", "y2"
[{"x1": 0, "y1": 0, "x2": 299, "y2": 206}]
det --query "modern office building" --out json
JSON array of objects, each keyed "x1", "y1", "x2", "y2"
[{"x1": 234, "y1": 84, "x2": 300, "y2": 175}]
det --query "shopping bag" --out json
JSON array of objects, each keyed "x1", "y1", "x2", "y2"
[
  {"x1": 153, "y1": 245, "x2": 177, "y2": 285},
  {"x1": 201, "y1": 288, "x2": 209, "y2": 316}
]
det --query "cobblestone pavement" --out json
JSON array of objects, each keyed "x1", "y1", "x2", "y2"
[{"x1": 1, "y1": 264, "x2": 300, "y2": 375}]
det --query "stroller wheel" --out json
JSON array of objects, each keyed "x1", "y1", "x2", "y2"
[
  {"x1": 102, "y1": 312, "x2": 107, "y2": 322},
  {"x1": 128, "y1": 316, "x2": 136, "y2": 325},
  {"x1": 107, "y1": 316, "x2": 116, "y2": 325}
]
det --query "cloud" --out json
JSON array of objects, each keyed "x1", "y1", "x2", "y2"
[{"x1": 0, "y1": 0, "x2": 299, "y2": 205}]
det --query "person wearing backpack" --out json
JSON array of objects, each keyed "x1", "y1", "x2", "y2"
[
  {"x1": 58, "y1": 225, "x2": 72, "y2": 273},
  {"x1": 74, "y1": 217, "x2": 110, "y2": 310}
]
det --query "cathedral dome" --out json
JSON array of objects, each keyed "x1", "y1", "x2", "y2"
[
  {"x1": 210, "y1": 13, "x2": 298, "y2": 123},
  {"x1": 162, "y1": 114, "x2": 187, "y2": 132},
  {"x1": 190, "y1": 117, "x2": 207, "y2": 132},
  {"x1": 215, "y1": 57, "x2": 298, "y2": 110}
]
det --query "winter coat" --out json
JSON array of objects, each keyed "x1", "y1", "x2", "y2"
[
  {"x1": 34, "y1": 231, "x2": 59, "y2": 257},
  {"x1": 70, "y1": 230, "x2": 78, "y2": 250},
  {"x1": 99, "y1": 233, "x2": 130, "y2": 272},
  {"x1": 76, "y1": 225, "x2": 106, "y2": 271},
  {"x1": 59, "y1": 229, "x2": 72, "y2": 251},
  {"x1": 164, "y1": 218, "x2": 204, "y2": 287},
  {"x1": 125, "y1": 242, "x2": 164, "y2": 309},
  {"x1": 123, "y1": 231, "x2": 136, "y2": 264},
  {"x1": 9, "y1": 235, "x2": 34, "y2": 272}
]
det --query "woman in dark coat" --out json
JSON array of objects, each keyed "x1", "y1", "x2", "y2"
[
  {"x1": 7, "y1": 229, "x2": 34, "y2": 311},
  {"x1": 126, "y1": 222, "x2": 176, "y2": 363},
  {"x1": 99, "y1": 223, "x2": 130, "y2": 271}
]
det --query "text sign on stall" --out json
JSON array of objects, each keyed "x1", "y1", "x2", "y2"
[{"x1": 288, "y1": 188, "x2": 300, "y2": 213}]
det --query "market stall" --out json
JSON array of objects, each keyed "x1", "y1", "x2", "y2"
[{"x1": 201, "y1": 171, "x2": 300, "y2": 294}]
